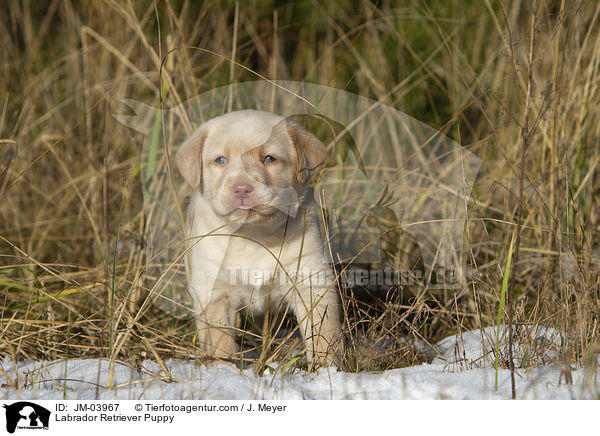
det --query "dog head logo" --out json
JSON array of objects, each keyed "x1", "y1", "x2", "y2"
[
  {"x1": 114, "y1": 81, "x2": 482, "y2": 317},
  {"x1": 3, "y1": 402, "x2": 50, "y2": 433}
]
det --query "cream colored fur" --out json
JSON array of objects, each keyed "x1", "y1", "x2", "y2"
[{"x1": 176, "y1": 109, "x2": 341, "y2": 367}]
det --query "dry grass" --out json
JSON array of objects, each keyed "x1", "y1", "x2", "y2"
[{"x1": 0, "y1": 0, "x2": 599, "y2": 380}]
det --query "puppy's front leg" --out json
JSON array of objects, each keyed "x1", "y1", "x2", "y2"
[
  {"x1": 194, "y1": 296, "x2": 239, "y2": 361},
  {"x1": 291, "y1": 286, "x2": 342, "y2": 368}
]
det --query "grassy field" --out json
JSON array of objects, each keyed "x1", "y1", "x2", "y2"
[{"x1": 1, "y1": 0, "x2": 599, "y2": 389}]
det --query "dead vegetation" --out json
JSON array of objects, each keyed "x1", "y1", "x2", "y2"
[{"x1": 0, "y1": 1, "x2": 599, "y2": 379}]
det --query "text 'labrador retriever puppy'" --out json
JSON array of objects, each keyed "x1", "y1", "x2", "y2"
[{"x1": 176, "y1": 109, "x2": 342, "y2": 367}]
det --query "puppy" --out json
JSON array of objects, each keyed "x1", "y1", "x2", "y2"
[{"x1": 176, "y1": 109, "x2": 341, "y2": 367}]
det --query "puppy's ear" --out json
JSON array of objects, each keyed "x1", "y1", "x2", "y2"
[
  {"x1": 287, "y1": 121, "x2": 327, "y2": 185},
  {"x1": 176, "y1": 126, "x2": 207, "y2": 189}
]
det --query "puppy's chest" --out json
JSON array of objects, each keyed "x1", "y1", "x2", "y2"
[
  {"x1": 216, "y1": 238, "x2": 306, "y2": 310},
  {"x1": 218, "y1": 261, "x2": 296, "y2": 314},
  {"x1": 223, "y1": 233, "x2": 302, "y2": 267},
  {"x1": 220, "y1": 239, "x2": 299, "y2": 286}
]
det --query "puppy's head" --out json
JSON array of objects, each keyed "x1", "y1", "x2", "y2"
[{"x1": 176, "y1": 110, "x2": 326, "y2": 224}]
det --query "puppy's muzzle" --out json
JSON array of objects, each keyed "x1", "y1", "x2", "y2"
[{"x1": 230, "y1": 179, "x2": 301, "y2": 217}]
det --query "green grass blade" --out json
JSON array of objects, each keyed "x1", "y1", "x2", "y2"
[
  {"x1": 495, "y1": 231, "x2": 516, "y2": 391},
  {"x1": 1, "y1": 283, "x2": 100, "y2": 310}
]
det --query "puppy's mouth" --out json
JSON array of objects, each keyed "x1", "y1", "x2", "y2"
[
  {"x1": 227, "y1": 198, "x2": 298, "y2": 218},
  {"x1": 229, "y1": 205, "x2": 255, "y2": 214},
  {"x1": 222, "y1": 196, "x2": 302, "y2": 219},
  {"x1": 228, "y1": 204, "x2": 270, "y2": 216}
]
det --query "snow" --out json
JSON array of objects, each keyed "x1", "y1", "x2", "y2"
[{"x1": 1, "y1": 327, "x2": 597, "y2": 400}]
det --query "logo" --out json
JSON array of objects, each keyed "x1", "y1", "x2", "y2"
[
  {"x1": 115, "y1": 81, "x2": 481, "y2": 318},
  {"x1": 2, "y1": 402, "x2": 50, "y2": 433}
]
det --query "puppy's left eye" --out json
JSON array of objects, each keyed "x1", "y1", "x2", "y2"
[{"x1": 263, "y1": 155, "x2": 277, "y2": 163}]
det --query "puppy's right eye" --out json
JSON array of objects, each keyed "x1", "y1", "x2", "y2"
[{"x1": 214, "y1": 156, "x2": 227, "y2": 164}]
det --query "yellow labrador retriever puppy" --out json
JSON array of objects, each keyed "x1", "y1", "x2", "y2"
[{"x1": 176, "y1": 109, "x2": 341, "y2": 367}]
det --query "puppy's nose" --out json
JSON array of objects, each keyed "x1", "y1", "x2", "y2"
[{"x1": 232, "y1": 183, "x2": 254, "y2": 198}]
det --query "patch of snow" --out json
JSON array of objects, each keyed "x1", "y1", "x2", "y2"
[
  {"x1": 1, "y1": 327, "x2": 597, "y2": 400},
  {"x1": 433, "y1": 325, "x2": 564, "y2": 371}
]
